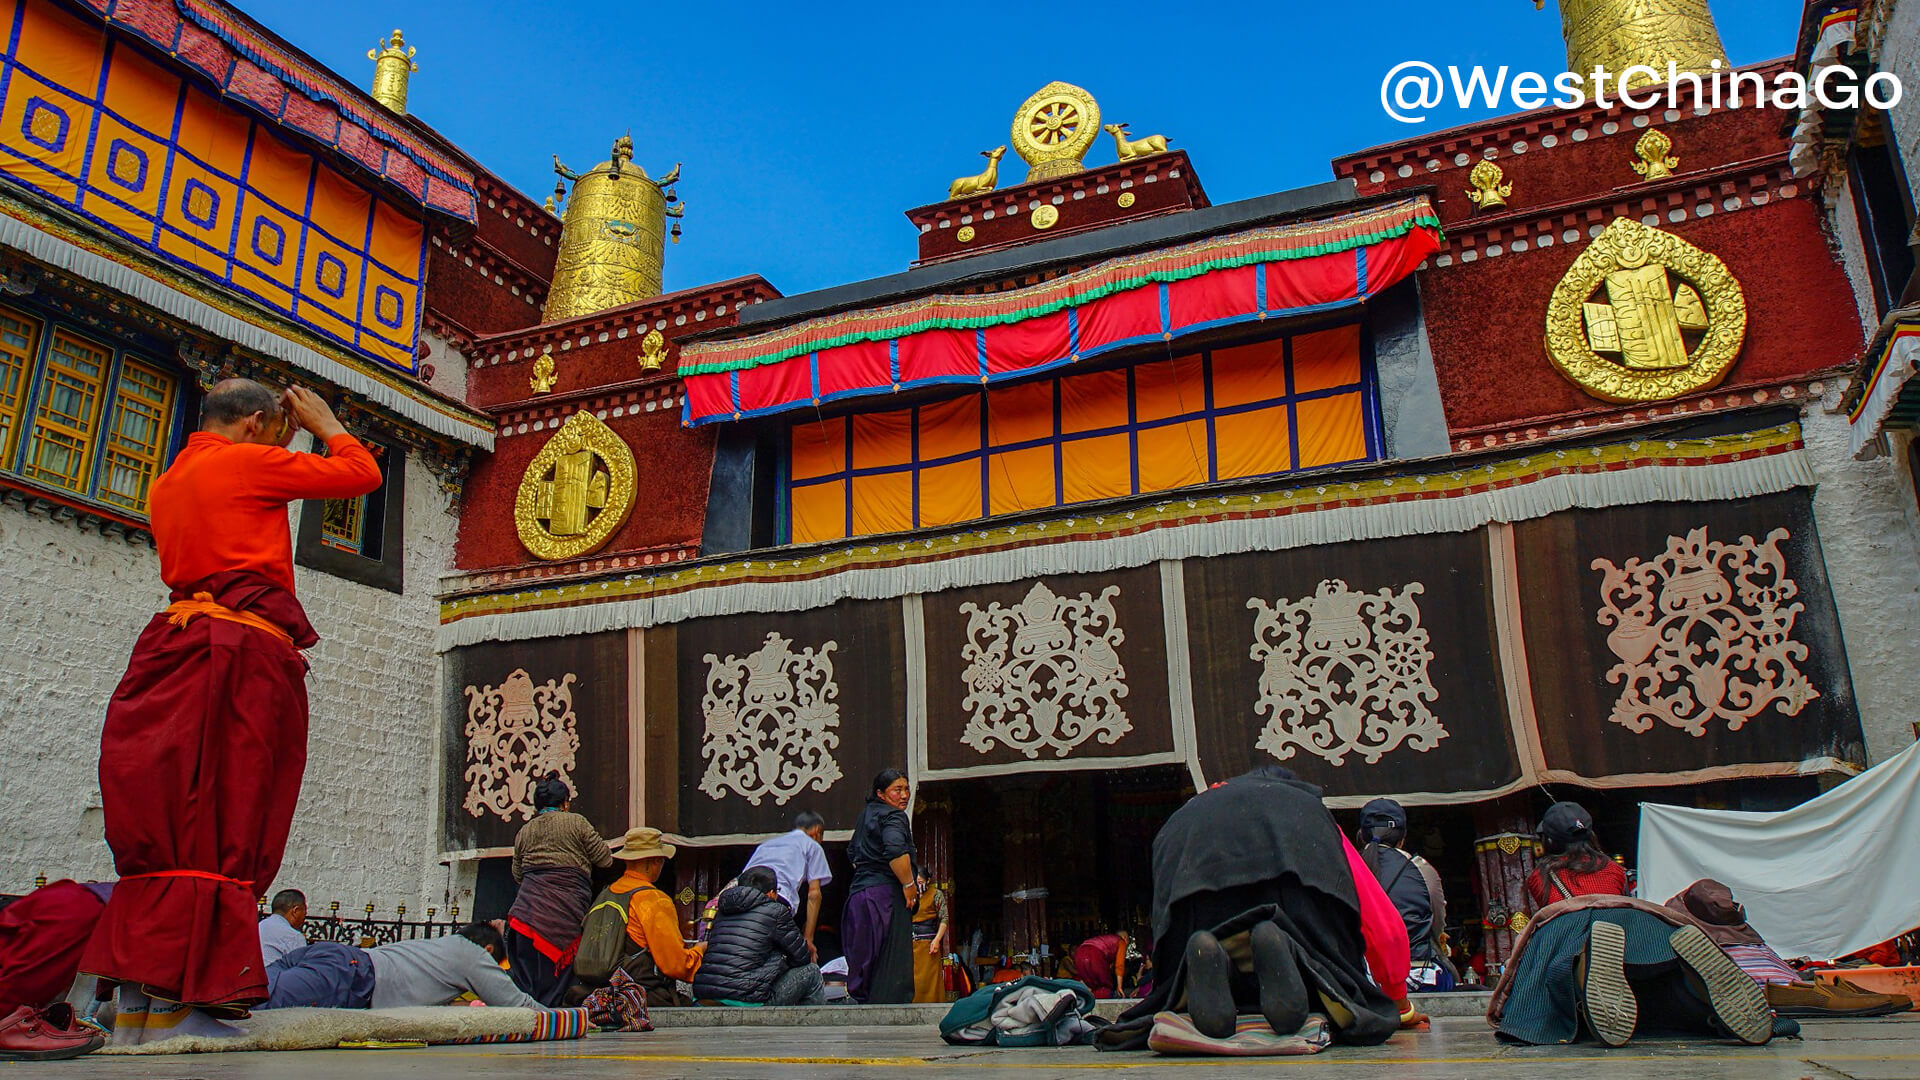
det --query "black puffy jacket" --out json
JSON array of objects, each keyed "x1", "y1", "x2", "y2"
[{"x1": 690, "y1": 885, "x2": 810, "y2": 1003}]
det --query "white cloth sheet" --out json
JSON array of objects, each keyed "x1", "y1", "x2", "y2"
[{"x1": 1638, "y1": 740, "x2": 1920, "y2": 960}]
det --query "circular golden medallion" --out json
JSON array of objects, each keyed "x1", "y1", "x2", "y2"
[
  {"x1": 1117, "y1": 191, "x2": 1136, "y2": 208},
  {"x1": 1544, "y1": 216, "x2": 1746, "y2": 402},
  {"x1": 956, "y1": 225, "x2": 976, "y2": 243},
  {"x1": 514, "y1": 410, "x2": 637, "y2": 560},
  {"x1": 1010, "y1": 81, "x2": 1100, "y2": 183},
  {"x1": 1031, "y1": 205, "x2": 1059, "y2": 230}
]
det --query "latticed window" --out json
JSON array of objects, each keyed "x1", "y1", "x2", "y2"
[
  {"x1": 0, "y1": 303, "x2": 183, "y2": 517},
  {"x1": 0, "y1": 308, "x2": 36, "y2": 466},
  {"x1": 23, "y1": 331, "x2": 108, "y2": 493},
  {"x1": 99, "y1": 360, "x2": 177, "y2": 512}
]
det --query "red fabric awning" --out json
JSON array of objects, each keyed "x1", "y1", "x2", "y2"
[{"x1": 680, "y1": 196, "x2": 1440, "y2": 426}]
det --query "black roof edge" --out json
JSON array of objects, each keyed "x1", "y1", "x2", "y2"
[{"x1": 721, "y1": 177, "x2": 1372, "y2": 334}]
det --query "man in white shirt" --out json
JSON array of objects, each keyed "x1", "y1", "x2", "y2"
[
  {"x1": 261, "y1": 923, "x2": 543, "y2": 1010},
  {"x1": 744, "y1": 811, "x2": 833, "y2": 960},
  {"x1": 257, "y1": 889, "x2": 308, "y2": 967}
]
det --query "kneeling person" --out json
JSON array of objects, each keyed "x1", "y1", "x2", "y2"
[
  {"x1": 263, "y1": 923, "x2": 542, "y2": 1010},
  {"x1": 693, "y1": 867, "x2": 824, "y2": 1006}
]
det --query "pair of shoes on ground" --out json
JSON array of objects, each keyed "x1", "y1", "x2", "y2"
[
  {"x1": 1766, "y1": 978, "x2": 1914, "y2": 1018},
  {"x1": 1184, "y1": 923, "x2": 1311, "y2": 1040},
  {"x1": 1576, "y1": 921, "x2": 1773, "y2": 1048},
  {"x1": 0, "y1": 1004, "x2": 106, "y2": 1061}
]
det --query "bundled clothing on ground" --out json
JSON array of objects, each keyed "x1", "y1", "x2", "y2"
[
  {"x1": 940, "y1": 976, "x2": 1103, "y2": 1046},
  {"x1": 692, "y1": 885, "x2": 823, "y2": 1005},
  {"x1": 1098, "y1": 770, "x2": 1406, "y2": 1051},
  {"x1": 0, "y1": 881, "x2": 109, "y2": 1012},
  {"x1": 262, "y1": 935, "x2": 543, "y2": 1010},
  {"x1": 506, "y1": 809, "x2": 614, "y2": 1006},
  {"x1": 843, "y1": 796, "x2": 915, "y2": 1004},
  {"x1": 82, "y1": 430, "x2": 380, "y2": 1009}
]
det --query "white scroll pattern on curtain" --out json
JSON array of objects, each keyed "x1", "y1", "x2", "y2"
[
  {"x1": 1591, "y1": 526, "x2": 1818, "y2": 736},
  {"x1": 958, "y1": 581, "x2": 1132, "y2": 758},
  {"x1": 463, "y1": 669, "x2": 581, "y2": 822},
  {"x1": 1248, "y1": 579, "x2": 1445, "y2": 766},
  {"x1": 699, "y1": 632, "x2": 845, "y2": 805}
]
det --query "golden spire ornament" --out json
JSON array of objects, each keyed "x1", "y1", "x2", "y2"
[
  {"x1": 366, "y1": 30, "x2": 418, "y2": 114},
  {"x1": 1535, "y1": 0, "x2": 1729, "y2": 95},
  {"x1": 1466, "y1": 160, "x2": 1513, "y2": 211},
  {"x1": 544, "y1": 136, "x2": 686, "y2": 323},
  {"x1": 1631, "y1": 130, "x2": 1680, "y2": 181}
]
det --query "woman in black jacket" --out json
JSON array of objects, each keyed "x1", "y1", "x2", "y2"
[{"x1": 692, "y1": 867, "x2": 824, "y2": 1006}]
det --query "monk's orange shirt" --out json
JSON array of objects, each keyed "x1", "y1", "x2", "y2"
[{"x1": 149, "y1": 431, "x2": 383, "y2": 594}]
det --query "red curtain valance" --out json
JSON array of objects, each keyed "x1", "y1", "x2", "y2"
[{"x1": 681, "y1": 197, "x2": 1440, "y2": 427}]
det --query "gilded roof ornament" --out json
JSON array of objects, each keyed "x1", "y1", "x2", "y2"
[
  {"x1": 638, "y1": 329, "x2": 668, "y2": 372},
  {"x1": 529, "y1": 351, "x2": 557, "y2": 394},
  {"x1": 1631, "y1": 129, "x2": 1680, "y2": 181},
  {"x1": 514, "y1": 411, "x2": 637, "y2": 561},
  {"x1": 1465, "y1": 160, "x2": 1513, "y2": 211},
  {"x1": 1103, "y1": 123, "x2": 1169, "y2": 160},
  {"x1": 1011, "y1": 82, "x2": 1100, "y2": 183},
  {"x1": 544, "y1": 136, "x2": 686, "y2": 323},
  {"x1": 947, "y1": 147, "x2": 1006, "y2": 201},
  {"x1": 1535, "y1": 0, "x2": 1728, "y2": 95},
  {"x1": 366, "y1": 29, "x2": 417, "y2": 115},
  {"x1": 1544, "y1": 217, "x2": 1746, "y2": 402}
]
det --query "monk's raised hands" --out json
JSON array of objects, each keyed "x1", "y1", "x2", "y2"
[{"x1": 282, "y1": 385, "x2": 347, "y2": 441}]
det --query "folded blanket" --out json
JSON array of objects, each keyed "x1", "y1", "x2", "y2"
[
  {"x1": 1147, "y1": 1012, "x2": 1332, "y2": 1056},
  {"x1": 98, "y1": 1006, "x2": 591, "y2": 1054}
]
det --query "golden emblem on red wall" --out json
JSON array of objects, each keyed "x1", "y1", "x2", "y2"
[
  {"x1": 1544, "y1": 216, "x2": 1746, "y2": 402},
  {"x1": 514, "y1": 410, "x2": 637, "y2": 560}
]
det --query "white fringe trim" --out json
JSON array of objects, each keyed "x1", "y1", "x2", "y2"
[
  {"x1": 1850, "y1": 332, "x2": 1920, "y2": 459},
  {"x1": 1790, "y1": 17, "x2": 1857, "y2": 179},
  {"x1": 0, "y1": 213, "x2": 493, "y2": 449},
  {"x1": 437, "y1": 446, "x2": 1815, "y2": 651}
]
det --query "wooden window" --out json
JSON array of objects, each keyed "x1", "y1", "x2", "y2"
[
  {"x1": 22, "y1": 330, "x2": 110, "y2": 493},
  {"x1": 0, "y1": 306, "x2": 37, "y2": 467},
  {"x1": 98, "y1": 359, "x2": 177, "y2": 513}
]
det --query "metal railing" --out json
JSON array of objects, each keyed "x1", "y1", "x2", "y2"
[{"x1": 258, "y1": 899, "x2": 466, "y2": 948}]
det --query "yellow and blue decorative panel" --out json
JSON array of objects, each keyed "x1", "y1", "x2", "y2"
[{"x1": 0, "y1": 0, "x2": 425, "y2": 373}]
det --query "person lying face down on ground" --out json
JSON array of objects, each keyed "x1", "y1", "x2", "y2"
[
  {"x1": 1096, "y1": 766, "x2": 1419, "y2": 1051},
  {"x1": 692, "y1": 866, "x2": 826, "y2": 1007},
  {"x1": 259, "y1": 923, "x2": 545, "y2": 1010}
]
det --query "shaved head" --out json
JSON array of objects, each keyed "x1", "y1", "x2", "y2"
[{"x1": 200, "y1": 378, "x2": 280, "y2": 428}]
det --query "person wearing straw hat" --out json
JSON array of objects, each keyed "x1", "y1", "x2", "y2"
[{"x1": 598, "y1": 827, "x2": 704, "y2": 1007}]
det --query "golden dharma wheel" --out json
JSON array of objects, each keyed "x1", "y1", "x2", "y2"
[{"x1": 1011, "y1": 81, "x2": 1100, "y2": 183}]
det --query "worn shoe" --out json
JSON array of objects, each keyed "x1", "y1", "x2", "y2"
[
  {"x1": 1249, "y1": 921, "x2": 1310, "y2": 1035},
  {"x1": 1183, "y1": 930, "x2": 1237, "y2": 1040},
  {"x1": 0, "y1": 1006, "x2": 105, "y2": 1062},
  {"x1": 1669, "y1": 925, "x2": 1772, "y2": 1045},
  {"x1": 1767, "y1": 979, "x2": 1913, "y2": 1019},
  {"x1": 1577, "y1": 919, "x2": 1636, "y2": 1047}
]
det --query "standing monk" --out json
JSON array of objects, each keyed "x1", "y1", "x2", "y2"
[{"x1": 79, "y1": 380, "x2": 382, "y2": 1044}]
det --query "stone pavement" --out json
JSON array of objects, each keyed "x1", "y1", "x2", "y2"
[{"x1": 49, "y1": 1014, "x2": 1920, "y2": 1079}]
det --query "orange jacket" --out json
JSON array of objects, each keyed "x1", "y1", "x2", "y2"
[
  {"x1": 608, "y1": 867, "x2": 704, "y2": 982},
  {"x1": 150, "y1": 432, "x2": 382, "y2": 594}
]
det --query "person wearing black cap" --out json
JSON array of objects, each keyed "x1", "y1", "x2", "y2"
[
  {"x1": 1526, "y1": 802, "x2": 1628, "y2": 910},
  {"x1": 1357, "y1": 798, "x2": 1456, "y2": 992}
]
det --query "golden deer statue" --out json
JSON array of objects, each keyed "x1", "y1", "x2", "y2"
[
  {"x1": 948, "y1": 146, "x2": 1006, "y2": 200},
  {"x1": 1104, "y1": 123, "x2": 1169, "y2": 160}
]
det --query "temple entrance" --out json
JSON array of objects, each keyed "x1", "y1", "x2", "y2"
[{"x1": 919, "y1": 765, "x2": 1193, "y2": 983}]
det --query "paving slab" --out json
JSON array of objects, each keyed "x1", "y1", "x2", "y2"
[
  {"x1": 641, "y1": 991, "x2": 1492, "y2": 1026},
  {"x1": 46, "y1": 1014, "x2": 1920, "y2": 1079}
]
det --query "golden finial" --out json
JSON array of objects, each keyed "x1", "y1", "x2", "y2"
[
  {"x1": 947, "y1": 147, "x2": 1005, "y2": 201},
  {"x1": 529, "y1": 351, "x2": 557, "y2": 393},
  {"x1": 1010, "y1": 82, "x2": 1100, "y2": 183},
  {"x1": 638, "y1": 329, "x2": 667, "y2": 371},
  {"x1": 366, "y1": 30, "x2": 418, "y2": 115},
  {"x1": 1631, "y1": 130, "x2": 1679, "y2": 181},
  {"x1": 1535, "y1": 0, "x2": 1728, "y2": 97},
  {"x1": 544, "y1": 137, "x2": 686, "y2": 322},
  {"x1": 1103, "y1": 123, "x2": 1170, "y2": 160},
  {"x1": 1466, "y1": 160, "x2": 1513, "y2": 211}
]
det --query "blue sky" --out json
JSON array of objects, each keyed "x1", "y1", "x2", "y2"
[{"x1": 245, "y1": 0, "x2": 1806, "y2": 298}]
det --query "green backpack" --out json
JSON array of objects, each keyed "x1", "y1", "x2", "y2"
[{"x1": 575, "y1": 883, "x2": 650, "y2": 986}]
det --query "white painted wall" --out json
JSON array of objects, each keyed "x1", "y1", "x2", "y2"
[
  {"x1": 421, "y1": 330, "x2": 469, "y2": 403},
  {"x1": 1805, "y1": 392, "x2": 1920, "y2": 764},
  {"x1": 1881, "y1": 0, "x2": 1920, "y2": 185},
  {"x1": 0, "y1": 454, "x2": 462, "y2": 915}
]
